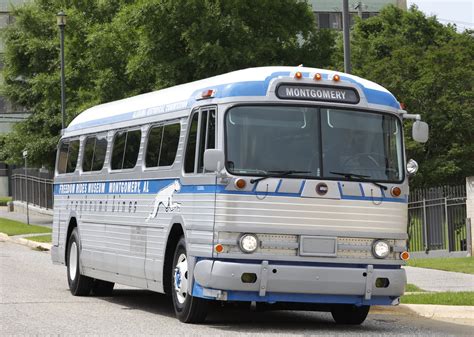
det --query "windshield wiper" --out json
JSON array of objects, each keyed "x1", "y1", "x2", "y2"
[
  {"x1": 250, "y1": 170, "x2": 310, "y2": 184},
  {"x1": 330, "y1": 171, "x2": 388, "y2": 191}
]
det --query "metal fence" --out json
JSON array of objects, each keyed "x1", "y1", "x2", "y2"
[
  {"x1": 408, "y1": 185, "x2": 468, "y2": 252},
  {"x1": 11, "y1": 168, "x2": 54, "y2": 209}
]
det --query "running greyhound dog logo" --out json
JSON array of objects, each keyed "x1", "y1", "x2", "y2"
[{"x1": 147, "y1": 180, "x2": 181, "y2": 221}]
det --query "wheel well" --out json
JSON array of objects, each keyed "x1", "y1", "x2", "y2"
[
  {"x1": 163, "y1": 223, "x2": 184, "y2": 295},
  {"x1": 65, "y1": 217, "x2": 77, "y2": 266}
]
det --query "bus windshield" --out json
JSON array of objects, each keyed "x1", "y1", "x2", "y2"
[{"x1": 225, "y1": 105, "x2": 403, "y2": 182}]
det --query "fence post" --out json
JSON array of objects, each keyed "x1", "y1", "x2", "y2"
[
  {"x1": 422, "y1": 198, "x2": 428, "y2": 251},
  {"x1": 467, "y1": 218, "x2": 472, "y2": 257},
  {"x1": 467, "y1": 177, "x2": 474, "y2": 256}
]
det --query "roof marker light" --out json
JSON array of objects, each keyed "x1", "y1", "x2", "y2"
[
  {"x1": 333, "y1": 74, "x2": 340, "y2": 82},
  {"x1": 314, "y1": 73, "x2": 322, "y2": 81},
  {"x1": 201, "y1": 89, "x2": 215, "y2": 99},
  {"x1": 295, "y1": 71, "x2": 303, "y2": 79}
]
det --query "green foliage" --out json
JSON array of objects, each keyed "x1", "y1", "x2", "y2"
[
  {"x1": 401, "y1": 291, "x2": 474, "y2": 306},
  {"x1": 407, "y1": 256, "x2": 474, "y2": 275},
  {"x1": 343, "y1": 5, "x2": 474, "y2": 187},
  {"x1": 405, "y1": 283, "x2": 425, "y2": 292},
  {"x1": 0, "y1": 217, "x2": 52, "y2": 236},
  {"x1": 0, "y1": 0, "x2": 336, "y2": 168},
  {"x1": 28, "y1": 234, "x2": 52, "y2": 243},
  {"x1": 0, "y1": 197, "x2": 12, "y2": 206}
]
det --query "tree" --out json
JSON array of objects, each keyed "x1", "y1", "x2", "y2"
[
  {"x1": 344, "y1": 5, "x2": 474, "y2": 187},
  {"x1": 1, "y1": 0, "x2": 336, "y2": 168}
]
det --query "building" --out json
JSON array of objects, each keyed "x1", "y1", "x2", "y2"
[
  {"x1": 0, "y1": 0, "x2": 30, "y2": 196},
  {"x1": 309, "y1": 0, "x2": 407, "y2": 30}
]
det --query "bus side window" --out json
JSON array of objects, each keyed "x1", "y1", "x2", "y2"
[
  {"x1": 145, "y1": 122, "x2": 180, "y2": 168},
  {"x1": 57, "y1": 139, "x2": 80, "y2": 174},
  {"x1": 111, "y1": 129, "x2": 141, "y2": 170},
  {"x1": 83, "y1": 135, "x2": 107, "y2": 172},
  {"x1": 160, "y1": 123, "x2": 180, "y2": 166}
]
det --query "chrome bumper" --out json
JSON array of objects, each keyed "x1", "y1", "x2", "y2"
[{"x1": 194, "y1": 259, "x2": 405, "y2": 299}]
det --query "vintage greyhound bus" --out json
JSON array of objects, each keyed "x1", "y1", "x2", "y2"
[{"x1": 51, "y1": 66, "x2": 428, "y2": 324}]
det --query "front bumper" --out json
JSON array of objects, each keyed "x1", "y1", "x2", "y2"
[{"x1": 193, "y1": 259, "x2": 405, "y2": 304}]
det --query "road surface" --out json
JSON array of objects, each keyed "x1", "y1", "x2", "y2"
[{"x1": 0, "y1": 240, "x2": 471, "y2": 336}]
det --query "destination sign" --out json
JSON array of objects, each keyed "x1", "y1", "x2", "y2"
[{"x1": 277, "y1": 84, "x2": 359, "y2": 104}]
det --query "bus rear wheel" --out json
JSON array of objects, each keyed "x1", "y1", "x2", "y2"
[
  {"x1": 331, "y1": 304, "x2": 370, "y2": 325},
  {"x1": 171, "y1": 237, "x2": 208, "y2": 323},
  {"x1": 67, "y1": 228, "x2": 94, "y2": 296}
]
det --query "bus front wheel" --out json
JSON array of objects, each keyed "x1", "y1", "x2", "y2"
[
  {"x1": 331, "y1": 304, "x2": 370, "y2": 325},
  {"x1": 67, "y1": 228, "x2": 94, "y2": 296},
  {"x1": 171, "y1": 236, "x2": 208, "y2": 323}
]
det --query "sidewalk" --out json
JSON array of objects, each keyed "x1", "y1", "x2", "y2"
[
  {"x1": 0, "y1": 206, "x2": 53, "y2": 228},
  {"x1": 404, "y1": 266, "x2": 474, "y2": 292}
]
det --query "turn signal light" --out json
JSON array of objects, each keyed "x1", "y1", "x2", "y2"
[
  {"x1": 391, "y1": 186, "x2": 402, "y2": 197},
  {"x1": 314, "y1": 73, "x2": 322, "y2": 81},
  {"x1": 400, "y1": 251, "x2": 410, "y2": 261},
  {"x1": 333, "y1": 74, "x2": 340, "y2": 82},
  {"x1": 234, "y1": 178, "x2": 246, "y2": 189},
  {"x1": 215, "y1": 244, "x2": 224, "y2": 253},
  {"x1": 295, "y1": 71, "x2": 303, "y2": 79}
]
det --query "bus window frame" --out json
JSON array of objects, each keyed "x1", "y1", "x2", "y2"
[
  {"x1": 109, "y1": 127, "x2": 143, "y2": 173},
  {"x1": 223, "y1": 102, "x2": 406, "y2": 184},
  {"x1": 80, "y1": 133, "x2": 108, "y2": 175},
  {"x1": 143, "y1": 119, "x2": 182, "y2": 171},
  {"x1": 56, "y1": 137, "x2": 80, "y2": 176}
]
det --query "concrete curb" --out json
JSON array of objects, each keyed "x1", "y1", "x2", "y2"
[
  {"x1": 0, "y1": 232, "x2": 52, "y2": 251},
  {"x1": 373, "y1": 304, "x2": 474, "y2": 326}
]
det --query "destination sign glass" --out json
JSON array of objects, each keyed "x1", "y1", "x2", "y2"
[{"x1": 277, "y1": 84, "x2": 359, "y2": 104}]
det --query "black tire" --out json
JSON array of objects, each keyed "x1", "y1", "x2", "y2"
[
  {"x1": 331, "y1": 304, "x2": 370, "y2": 325},
  {"x1": 67, "y1": 228, "x2": 94, "y2": 296},
  {"x1": 91, "y1": 279, "x2": 115, "y2": 296},
  {"x1": 171, "y1": 237, "x2": 208, "y2": 323}
]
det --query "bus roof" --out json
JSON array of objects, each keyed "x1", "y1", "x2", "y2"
[{"x1": 66, "y1": 66, "x2": 400, "y2": 133}]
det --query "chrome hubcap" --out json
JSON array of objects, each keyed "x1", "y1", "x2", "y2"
[
  {"x1": 69, "y1": 241, "x2": 78, "y2": 281},
  {"x1": 173, "y1": 253, "x2": 188, "y2": 304}
]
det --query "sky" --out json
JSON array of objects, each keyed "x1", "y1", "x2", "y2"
[{"x1": 408, "y1": 0, "x2": 474, "y2": 31}]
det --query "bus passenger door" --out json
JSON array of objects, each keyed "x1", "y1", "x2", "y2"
[{"x1": 179, "y1": 107, "x2": 217, "y2": 257}]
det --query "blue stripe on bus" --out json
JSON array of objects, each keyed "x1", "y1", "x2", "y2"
[
  {"x1": 53, "y1": 178, "x2": 407, "y2": 203},
  {"x1": 192, "y1": 282, "x2": 395, "y2": 305}
]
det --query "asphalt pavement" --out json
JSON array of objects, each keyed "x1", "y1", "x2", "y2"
[{"x1": 1, "y1": 239, "x2": 472, "y2": 336}]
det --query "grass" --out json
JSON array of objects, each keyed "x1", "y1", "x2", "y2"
[
  {"x1": 407, "y1": 256, "x2": 474, "y2": 275},
  {"x1": 405, "y1": 283, "x2": 425, "y2": 292},
  {"x1": 401, "y1": 291, "x2": 474, "y2": 306},
  {"x1": 28, "y1": 234, "x2": 52, "y2": 243},
  {"x1": 0, "y1": 196, "x2": 12, "y2": 206},
  {"x1": 0, "y1": 217, "x2": 51, "y2": 236}
]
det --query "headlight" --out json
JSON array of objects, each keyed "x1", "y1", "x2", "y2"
[
  {"x1": 372, "y1": 240, "x2": 391, "y2": 259},
  {"x1": 407, "y1": 159, "x2": 419, "y2": 176},
  {"x1": 239, "y1": 234, "x2": 258, "y2": 253}
]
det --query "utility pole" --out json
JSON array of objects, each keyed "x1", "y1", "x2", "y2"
[
  {"x1": 342, "y1": 0, "x2": 352, "y2": 74},
  {"x1": 57, "y1": 11, "x2": 67, "y2": 131}
]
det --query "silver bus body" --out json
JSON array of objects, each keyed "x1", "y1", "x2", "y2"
[{"x1": 52, "y1": 66, "x2": 410, "y2": 320}]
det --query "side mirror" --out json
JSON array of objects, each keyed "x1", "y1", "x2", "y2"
[
  {"x1": 412, "y1": 121, "x2": 429, "y2": 143},
  {"x1": 204, "y1": 149, "x2": 225, "y2": 172}
]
